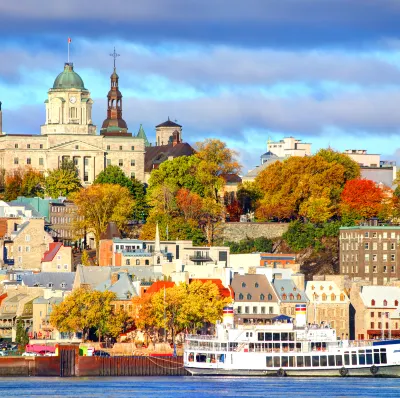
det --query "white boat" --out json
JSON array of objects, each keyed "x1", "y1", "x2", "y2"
[{"x1": 184, "y1": 306, "x2": 400, "y2": 377}]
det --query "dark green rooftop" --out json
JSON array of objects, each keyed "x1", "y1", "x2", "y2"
[{"x1": 53, "y1": 63, "x2": 85, "y2": 90}]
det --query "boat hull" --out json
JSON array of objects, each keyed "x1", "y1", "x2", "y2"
[{"x1": 186, "y1": 364, "x2": 400, "y2": 377}]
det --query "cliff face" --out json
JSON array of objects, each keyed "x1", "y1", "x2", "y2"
[{"x1": 275, "y1": 237, "x2": 339, "y2": 281}]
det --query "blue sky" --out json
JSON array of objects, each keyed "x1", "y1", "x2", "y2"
[{"x1": 2, "y1": 0, "x2": 400, "y2": 173}]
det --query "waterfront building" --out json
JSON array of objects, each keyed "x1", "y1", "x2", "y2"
[
  {"x1": 230, "y1": 273, "x2": 280, "y2": 324},
  {"x1": 272, "y1": 278, "x2": 308, "y2": 317},
  {"x1": 305, "y1": 278, "x2": 350, "y2": 339},
  {"x1": 339, "y1": 225, "x2": 400, "y2": 285},
  {"x1": 350, "y1": 284, "x2": 400, "y2": 340}
]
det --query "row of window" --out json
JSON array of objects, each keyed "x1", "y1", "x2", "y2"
[
  {"x1": 51, "y1": 217, "x2": 73, "y2": 224},
  {"x1": 105, "y1": 159, "x2": 136, "y2": 167},
  {"x1": 371, "y1": 311, "x2": 398, "y2": 318},
  {"x1": 14, "y1": 158, "x2": 44, "y2": 166},
  {"x1": 266, "y1": 349, "x2": 387, "y2": 368},
  {"x1": 311, "y1": 293, "x2": 346, "y2": 302},
  {"x1": 365, "y1": 254, "x2": 395, "y2": 262},
  {"x1": 237, "y1": 293, "x2": 273, "y2": 301},
  {"x1": 14, "y1": 144, "x2": 44, "y2": 149},
  {"x1": 370, "y1": 299, "x2": 397, "y2": 307},
  {"x1": 341, "y1": 231, "x2": 399, "y2": 239},
  {"x1": 106, "y1": 145, "x2": 135, "y2": 151},
  {"x1": 364, "y1": 242, "x2": 396, "y2": 250},
  {"x1": 126, "y1": 259, "x2": 150, "y2": 266},
  {"x1": 236, "y1": 306, "x2": 275, "y2": 314},
  {"x1": 51, "y1": 206, "x2": 74, "y2": 213}
]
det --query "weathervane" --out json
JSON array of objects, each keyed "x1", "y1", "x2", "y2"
[{"x1": 110, "y1": 47, "x2": 120, "y2": 69}]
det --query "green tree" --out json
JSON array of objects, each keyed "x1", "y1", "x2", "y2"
[
  {"x1": 21, "y1": 168, "x2": 45, "y2": 197},
  {"x1": 316, "y1": 148, "x2": 360, "y2": 181},
  {"x1": 71, "y1": 184, "x2": 134, "y2": 262},
  {"x1": 81, "y1": 249, "x2": 90, "y2": 266},
  {"x1": 15, "y1": 317, "x2": 29, "y2": 349},
  {"x1": 45, "y1": 160, "x2": 81, "y2": 198},
  {"x1": 94, "y1": 165, "x2": 134, "y2": 194}
]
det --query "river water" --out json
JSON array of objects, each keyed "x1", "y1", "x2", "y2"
[{"x1": 0, "y1": 376, "x2": 397, "y2": 397}]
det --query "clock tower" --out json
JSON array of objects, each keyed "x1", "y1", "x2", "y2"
[{"x1": 41, "y1": 62, "x2": 96, "y2": 135}]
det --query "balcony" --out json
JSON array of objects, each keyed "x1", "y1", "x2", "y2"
[
  {"x1": 0, "y1": 322, "x2": 14, "y2": 329},
  {"x1": 189, "y1": 255, "x2": 213, "y2": 262}
]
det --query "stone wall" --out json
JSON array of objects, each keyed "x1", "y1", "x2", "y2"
[{"x1": 222, "y1": 222, "x2": 289, "y2": 243}]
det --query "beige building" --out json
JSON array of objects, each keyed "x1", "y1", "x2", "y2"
[
  {"x1": 5, "y1": 218, "x2": 53, "y2": 271},
  {"x1": 344, "y1": 149, "x2": 380, "y2": 167},
  {"x1": 0, "y1": 62, "x2": 146, "y2": 184},
  {"x1": 350, "y1": 284, "x2": 400, "y2": 340},
  {"x1": 41, "y1": 242, "x2": 73, "y2": 272},
  {"x1": 305, "y1": 278, "x2": 350, "y2": 339},
  {"x1": 267, "y1": 136, "x2": 311, "y2": 158},
  {"x1": 155, "y1": 118, "x2": 182, "y2": 146}
]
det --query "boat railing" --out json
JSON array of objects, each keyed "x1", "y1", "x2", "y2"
[{"x1": 186, "y1": 335, "x2": 221, "y2": 341}]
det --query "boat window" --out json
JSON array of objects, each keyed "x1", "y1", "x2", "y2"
[
  {"x1": 221, "y1": 343, "x2": 227, "y2": 351},
  {"x1": 273, "y1": 343, "x2": 281, "y2": 352},
  {"x1": 312, "y1": 356, "x2": 320, "y2": 367},
  {"x1": 289, "y1": 333, "x2": 295, "y2": 341},
  {"x1": 229, "y1": 343, "x2": 238, "y2": 351},
  {"x1": 282, "y1": 343, "x2": 289, "y2": 352},
  {"x1": 188, "y1": 352, "x2": 194, "y2": 362},
  {"x1": 266, "y1": 356, "x2": 273, "y2": 367},
  {"x1": 344, "y1": 352, "x2": 350, "y2": 366},
  {"x1": 289, "y1": 343, "x2": 295, "y2": 352},
  {"x1": 273, "y1": 333, "x2": 280, "y2": 341},
  {"x1": 297, "y1": 356, "x2": 304, "y2": 367},
  {"x1": 305, "y1": 356, "x2": 311, "y2": 367},
  {"x1": 336, "y1": 355, "x2": 343, "y2": 367},
  {"x1": 281, "y1": 356, "x2": 289, "y2": 367},
  {"x1": 296, "y1": 343, "x2": 302, "y2": 352},
  {"x1": 366, "y1": 349, "x2": 373, "y2": 365},
  {"x1": 351, "y1": 352, "x2": 357, "y2": 366},
  {"x1": 196, "y1": 354, "x2": 207, "y2": 363},
  {"x1": 320, "y1": 356, "x2": 327, "y2": 366},
  {"x1": 373, "y1": 349, "x2": 380, "y2": 365},
  {"x1": 217, "y1": 354, "x2": 225, "y2": 363},
  {"x1": 358, "y1": 350, "x2": 366, "y2": 365},
  {"x1": 380, "y1": 349, "x2": 387, "y2": 364},
  {"x1": 273, "y1": 356, "x2": 281, "y2": 368},
  {"x1": 265, "y1": 333, "x2": 272, "y2": 341},
  {"x1": 258, "y1": 332, "x2": 264, "y2": 341},
  {"x1": 281, "y1": 333, "x2": 288, "y2": 341},
  {"x1": 288, "y1": 356, "x2": 295, "y2": 367},
  {"x1": 328, "y1": 355, "x2": 335, "y2": 366}
]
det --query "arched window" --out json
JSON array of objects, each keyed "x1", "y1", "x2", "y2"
[
  {"x1": 268, "y1": 294, "x2": 272, "y2": 300},
  {"x1": 282, "y1": 294, "x2": 287, "y2": 300},
  {"x1": 320, "y1": 285, "x2": 324, "y2": 290},
  {"x1": 383, "y1": 300, "x2": 388, "y2": 307},
  {"x1": 331, "y1": 293, "x2": 336, "y2": 301},
  {"x1": 260, "y1": 294, "x2": 265, "y2": 300},
  {"x1": 395, "y1": 300, "x2": 399, "y2": 307},
  {"x1": 247, "y1": 294, "x2": 252, "y2": 300},
  {"x1": 322, "y1": 293, "x2": 327, "y2": 301},
  {"x1": 311, "y1": 285, "x2": 315, "y2": 290},
  {"x1": 289, "y1": 293, "x2": 294, "y2": 300},
  {"x1": 340, "y1": 293, "x2": 345, "y2": 301},
  {"x1": 241, "y1": 282, "x2": 246, "y2": 288},
  {"x1": 371, "y1": 299, "x2": 376, "y2": 306},
  {"x1": 297, "y1": 294, "x2": 301, "y2": 300},
  {"x1": 255, "y1": 282, "x2": 259, "y2": 288},
  {"x1": 239, "y1": 293, "x2": 244, "y2": 300}
]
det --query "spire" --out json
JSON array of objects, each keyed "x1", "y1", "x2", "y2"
[
  {"x1": 100, "y1": 49, "x2": 130, "y2": 135},
  {"x1": 155, "y1": 222, "x2": 161, "y2": 253},
  {"x1": 137, "y1": 124, "x2": 150, "y2": 147}
]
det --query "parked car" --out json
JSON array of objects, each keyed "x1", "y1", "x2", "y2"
[{"x1": 93, "y1": 350, "x2": 110, "y2": 357}]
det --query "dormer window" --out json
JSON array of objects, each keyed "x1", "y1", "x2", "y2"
[
  {"x1": 61, "y1": 282, "x2": 66, "y2": 289},
  {"x1": 241, "y1": 282, "x2": 246, "y2": 288},
  {"x1": 331, "y1": 294, "x2": 336, "y2": 301},
  {"x1": 311, "y1": 285, "x2": 315, "y2": 290},
  {"x1": 260, "y1": 294, "x2": 265, "y2": 300},
  {"x1": 322, "y1": 293, "x2": 327, "y2": 301},
  {"x1": 289, "y1": 293, "x2": 294, "y2": 300},
  {"x1": 268, "y1": 294, "x2": 272, "y2": 300},
  {"x1": 281, "y1": 287, "x2": 284, "y2": 291},
  {"x1": 282, "y1": 294, "x2": 287, "y2": 300},
  {"x1": 297, "y1": 294, "x2": 301, "y2": 300},
  {"x1": 255, "y1": 282, "x2": 259, "y2": 288},
  {"x1": 48, "y1": 283, "x2": 53, "y2": 288},
  {"x1": 383, "y1": 300, "x2": 388, "y2": 307},
  {"x1": 293, "y1": 287, "x2": 297, "y2": 291},
  {"x1": 329, "y1": 286, "x2": 333, "y2": 290},
  {"x1": 239, "y1": 293, "x2": 244, "y2": 300},
  {"x1": 395, "y1": 300, "x2": 399, "y2": 307},
  {"x1": 247, "y1": 294, "x2": 252, "y2": 300},
  {"x1": 320, "y1": 286, "x2": 324, "y2": 290},
  {"x1": 371, "y1": 299, "x2": 375, "y2": 306}
]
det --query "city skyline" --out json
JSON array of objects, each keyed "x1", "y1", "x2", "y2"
[{"x1": 1, "y1": 1, "x2": 400, "y2": 171}]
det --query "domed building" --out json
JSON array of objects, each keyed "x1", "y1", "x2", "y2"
[{"x1": 0, "y1": 62, "x2": 146, "y2": 184}]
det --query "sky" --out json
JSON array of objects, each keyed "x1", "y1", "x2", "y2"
[{"x1": 1, "y1": 0, "x2": 400, "y2": 173}]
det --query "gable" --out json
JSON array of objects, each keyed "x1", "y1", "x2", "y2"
[{"x1": 49, "y1": 139, "x2": 104, "y2": 152}]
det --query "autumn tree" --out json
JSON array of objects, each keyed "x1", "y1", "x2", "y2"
[
  {"x1": 236, "y1": 181, "x2": 263, "y2": 214},
  {"x1": 132, "y1": 293, "x2": 158, "y2": 344},
  {"x1": 45, "y1": 160, "x2": 81, "y2": 198},
  {"x1": 176, "y1": 188, "x2": 203, "y2": 220},
  {"x1": 71, "y1": 184, "x2": 134, "y2": 261},
  {"x1": 226, "y1": 199, "x2": 242, "y2": 222},
  {"x1": 195, "y1": 139, "x2": 241, "y2": 200},
  {"x1": 81, "y1": 249, "x2": 90, "y2": 266},
  {"x1": 4, "y1": 169, "x2": 24, "y2": 201},
  {"x1": 21, "y1": 168, "x2": 45, "y2": 197},
  {"x1": 340, "y1": 179, "x2": 385, "y2": 220}
]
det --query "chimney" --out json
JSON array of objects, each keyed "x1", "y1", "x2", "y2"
[{"x1": 111, "y1": 272, "x2": 119, "y2": 285}]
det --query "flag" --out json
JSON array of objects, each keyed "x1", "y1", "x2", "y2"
[{"x1": 68, "y1": 37, "x2": 72, "y2": 43}]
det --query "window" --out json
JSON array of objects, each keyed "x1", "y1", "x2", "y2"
[
  {"x1": 64, "y1": 264, "x2": 68, "y2": 269},
  {"x1": 26, "y1": 158, "x2": 31, "y2": 165},
  {"x1": 119, "y1": 159, "x2": 123, "y2": 167},
  {"x1": 260, "y1": 294, "x2": 265, "y2": 300},
  {"x1": 372, "y1": 254, "x2": 377, "y2": 262},
  {"x1": 131, "y1": 146, "x2": 135, "y2": 150},
  {"x1": 395, "y1": 300, "x2": 399, "y2": 307},
  {"x1": 245, "y1": 306, "x2": 249, "y2": 314},
  {"x1": 365, "y1": 242, "x2": 369, "y2": 249},
  {"x1": 373, "y1": 265, "x2": 377, "y2": 273},
  {"x1": 237, "y1": 306, "x2": 242, "y2": 314},
  {"x1": 391, "y1": 265, "x2": 396, "y2": 273},
  {"x1": 27, "y1": 144, "x2": 30, "y2": 149},
  {"x1": 253, "y1": 306, "x2": 257, "y2": 314},
  {"x1": 25, "y1": 246, "x2": 30, "y2": 252},
  {"x1": 282, "y1": 294, "x2": 287, "y2": 300},
  {"x1": 365, "y1": 254, "x2": 370, "y2": 262},
  {"x1": 247, "y1": 293, "x2": 252, "y2": 300},
  {"x1": 261, "y1": 306, "x2": 265, "y2": 314},
  {"x1": 14, "y1": 158, "x2": 18, "y2": 165},
  {"x1": 372, "y1": 232, "x2": 377, "y2": 238},
  {"x1": 107, "y1": 145, "x2": 110, "y2": 150},
  {"x1": 136, "y1": 259, "x2": 140, "y2": 265},
  {"x1": 383, "y1": 243, "x2": 388, "y2": 250},
  {"x1": 365, "y1": 265, "x2": 370, "y2": 273},
  {"x1": 383, "y1": 254, "x2": 387, "y2": 262},
  {"x1": 126, "y1": 259, "x2": 130, "y2": 265},
  {"x1": 383, "y1": 300, "x2": 388, "y2": 307},
  {"x1": 241, "y1": 282, "x2": 246, "y2": 288},
  {"x1": 365, "y1": 232, "x2": 369, "y2": 238},
  {"x1": 331, "y1": 293, "x2": 336, "y2": 301},
  {"x1": 119, "y1": 146, "x2": 123, "y2": 150},
  {"x1": 84, "y1": 157, "x2": 89, "y2": 166},
  {"x1": 384, "y1": 266, "x2": 388, "y2": 273},
  {"x1": 391, "y1": 243, "x2": 396, "y2": 250},
  {"x1": 371, "y1": 299, "x2": 375, "y2": 306},
  {"x1": 40, "y1": 144, "x2": 43, "y2": 149},
  {"x1": 391, "y1": 232, "x2": 396, "y2": 239},
  {"x1": 238, "y1": 293, "x2": 243, "y2": 300},
  {"x1": 340, "y1": 293, "x2": 345, "y2": 301},
  {"x1": 391, "y1": 254, "x2": 396, "y2": 261},
  {"x1": 371, "y1": 312, "x2": 374, "y2": 318},
  {"x1": 75, "y1": 145, "x2": 79, "y2": 150},
  {"x1": 131, "y1": 160, "x2": 135, "y2": 167},
  {"x1": 107, "y1": 159, "x2": 111, "y2": 166},
  {"x1": 25, "y1": 235, "x2": 30, "y2": 242},
  {"x1": 268, "y1": 294, "x2": 272, "y2": 300},
  {"x1": 39, "y1": 158, "x2": 44, "y2": 166},
  {"x1": 15, "y1": 144, "x2": 18, "y2": 149},
  {"x1": 322, "y1": 293, "x2": 327, "y2": 301},
  {"x1": 130, "y1": 172, "x2": 135, "y2": 179}
]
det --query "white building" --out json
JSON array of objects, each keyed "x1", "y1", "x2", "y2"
[{"x1": 267, "y1": 137, "x2": 311, "y2": 158}]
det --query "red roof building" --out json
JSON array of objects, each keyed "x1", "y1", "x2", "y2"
[{"x1": 145, "y1": 281, "x2": 175, "y2": 294}]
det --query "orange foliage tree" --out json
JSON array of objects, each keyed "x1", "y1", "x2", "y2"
[
  {"x1": 175, "y1": 188, "x2": 203, "y2": 221},
  {"x1": 340, "y1": 179, "x2": 386, "y2": 220}
]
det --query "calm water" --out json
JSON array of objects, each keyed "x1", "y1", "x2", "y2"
[{"x1": 0, "y1": 377, "x2": 398, "y2": 397}]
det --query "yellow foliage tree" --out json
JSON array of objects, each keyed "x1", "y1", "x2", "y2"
[{"x1": 71, "y1": 184, "x2": 134, "y2": 262}]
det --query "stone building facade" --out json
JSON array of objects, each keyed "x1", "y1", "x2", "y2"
[
  {"x1": 0, "y1": 62, "x2": 146, "y2": 183},
  {"x1": 340, "y1": 226, "x2": 400, "y2": 285}
]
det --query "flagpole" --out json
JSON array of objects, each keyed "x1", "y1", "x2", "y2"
[{"x1": 68, "y1": 39, "x2": 70, "y2": 63}]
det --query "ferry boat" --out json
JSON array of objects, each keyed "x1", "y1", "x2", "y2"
[{"x1": 184, "y1": 306, "x2": 400, "y2": 377}]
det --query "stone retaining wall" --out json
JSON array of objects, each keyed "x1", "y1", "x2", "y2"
[{"x1": 222, "y1": 222, "x2": 289, "y2": 242}]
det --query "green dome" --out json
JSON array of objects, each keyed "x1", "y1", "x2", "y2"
[{"x1": 53, "y1": 63, "x2": 85, "y2": 90}]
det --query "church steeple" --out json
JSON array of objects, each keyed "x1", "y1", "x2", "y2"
[{"x1": 100, "y1": 49, "x2": 129, "y2": 135}]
